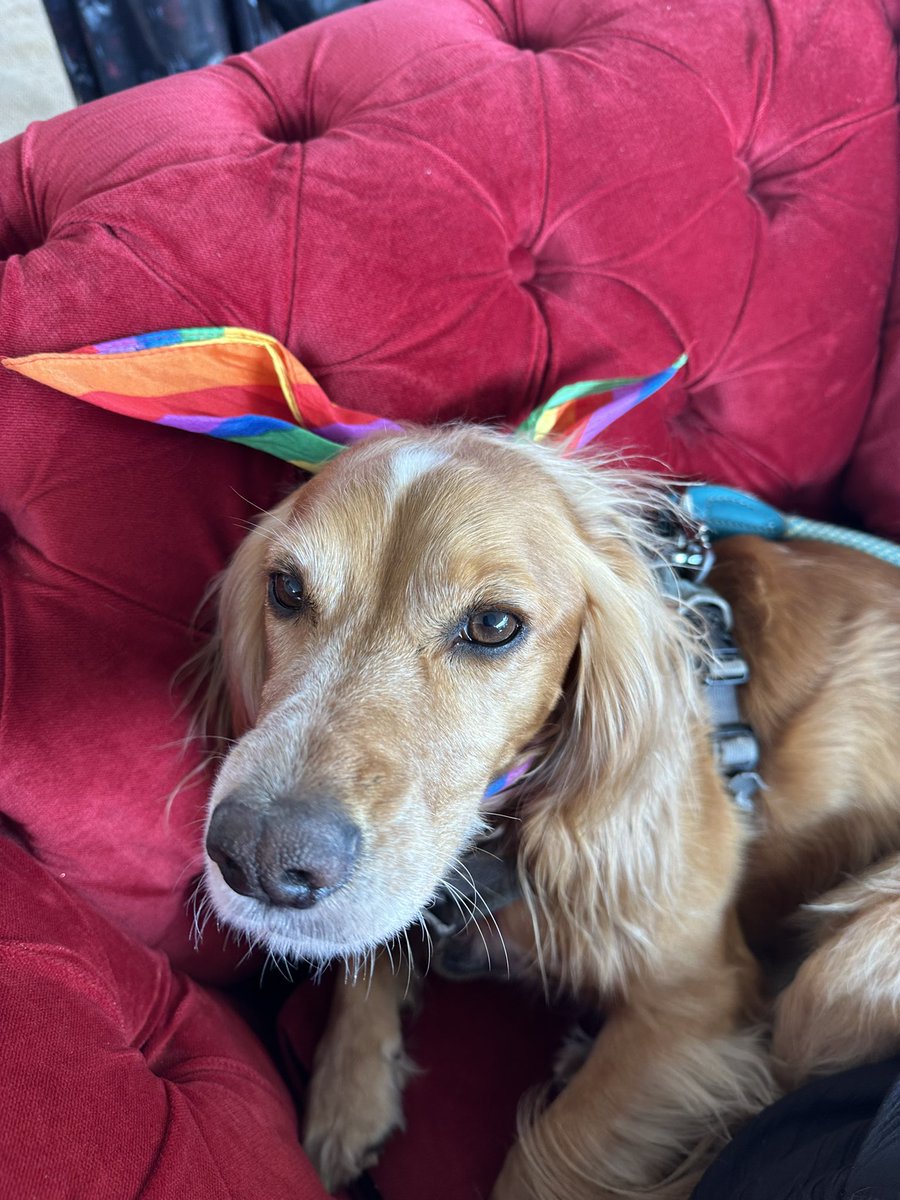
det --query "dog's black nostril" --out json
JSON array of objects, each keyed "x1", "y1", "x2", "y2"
[
  {"x1": 283, "y1": 867, "x2": 314, "y2": 888},
  {"x1": 205, "y1": 798, "x2": 266, "y2": 901},
  {"x1": 216, "y1": 854, "x2": 254, "y2": 897},
  {"x1": 267, "y1": 868, "x2": 318, "y2": 910},
  {"x1": 256, "y1": 794, "x2": 361, "y2": 909}
]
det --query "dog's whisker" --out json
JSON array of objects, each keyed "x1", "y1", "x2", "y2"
[
  {"x1": 416, "y1": 914, "x2": 434, "y2": 975},
  {"x1": 383, "y1": 940, "x2": 397, "y2": 977},
  {"x1": 228, "y1": 488, "x2": 299, "y2": 527},
  {"x1": 400, "y1": 926, "x2": 415, "y2": 999},
  {"x1": 443, "y1": 877, "x2": 497, "y2": 969},
  {"x1": 451, "y1": 859, "x2": 477, "y2": 888},
  {"x1": 363, "y1": 948, "x2": 378, "y2": 997},
  {"x1": 450, "y1": 864, "x2": 511, "y2": 978},
  {"x1": 480, "y1": 809, "x2": 521, "y2": 824},
  {"x1": 171, "y1": 732, "x2": 236, "y2": 746},
  {"x1": 441, "y1": 881, "x2": 478, "y2": 929},
  {"x1": 450, "y1": 861, "x2": 490, "y2": 915},
  {"x1": 172, "y1": 855, "x2": 205, "y2": 891},
  {"x1": 471, "y1": 845, "x2": 504, "y2": 863},
  {"x1": 439, "y1": 884, "x2": 477, "y2": 940},
  {"x1": 260, "y1": 945, "x2": 292, "y2": 983},
  {"x1": 163, "y1": 754, "x2": 215, "y2": 824},
  {"x1": 259, "y1": 948, "x2": 273, "y2": 983},
  {"x1": 449, "y1": 863, "x2": 511, "y2": 978},
  {"x1": 236, "y1": 944, "x2": 256, "y2": 970},
  {"x1": 187, "y1": 878, "x2": 209, "y2": 949}
]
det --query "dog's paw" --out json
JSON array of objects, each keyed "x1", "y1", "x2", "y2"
[{"x1": 302, "y1": 1028, "x2": 415, "y2": 1192}]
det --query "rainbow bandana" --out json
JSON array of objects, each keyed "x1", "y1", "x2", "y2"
[
  {"x1": 4, "y1": 327, "x2": 687, "y2": 801},
  {"x1": 3, "y1": 326, "x2": 687, "y2": 471}
]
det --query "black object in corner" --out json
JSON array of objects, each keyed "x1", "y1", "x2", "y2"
[{"x1": 41, "y1": 0, "x2": 373, "y2": 104}]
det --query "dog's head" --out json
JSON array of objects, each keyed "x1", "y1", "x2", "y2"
[{"x1": 200, "y1": 427, "x2": 690, "y2": 965}]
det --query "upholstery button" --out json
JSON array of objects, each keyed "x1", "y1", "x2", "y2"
[
  {"x1": 734, "y1": 156, "x2": 752, "y2": 193},
  {"x1": 735, "y1": 155, "x2": 780, "y2": 216},
  {"x1": 508, "y1": 246, "x2": 536, "y2": 284}
]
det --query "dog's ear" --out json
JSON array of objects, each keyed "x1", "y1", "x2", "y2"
[
  {"x1": 188, "y1": 500, "x2": 293, "y2": 744},
  {"x1": 524, "y1": 529, "x2": 689, "y2": 827},
  {"x1": 215, "y1": 513, "x2": 275, "y2": 736},
  {"x1": 513, "y1": 451, "x2": 701, "y2": 988}
]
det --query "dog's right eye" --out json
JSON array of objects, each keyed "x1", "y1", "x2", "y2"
[
  {"x1": 463, "y1": 610, "x2": 523, "y2": 647},
  {"x1": 268, "y1": 572, "x2": 306, "y2": 616}
]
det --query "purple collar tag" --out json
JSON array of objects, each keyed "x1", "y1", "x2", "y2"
[{"x1": 483, "y1": 757, "x2": 534, "y2": 801}]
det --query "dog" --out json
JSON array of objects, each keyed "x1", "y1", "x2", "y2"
[{"x1": 197, "y1": 424, "x2": 900, "y2": 1200}]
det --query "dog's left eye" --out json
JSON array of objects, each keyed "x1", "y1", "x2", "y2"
[
  {"x1": 463, "y1": 610, "x2": 522, "y2": 647},
  {"x1": 268, "y1": 571, "x2": 306, "y2": 616}
]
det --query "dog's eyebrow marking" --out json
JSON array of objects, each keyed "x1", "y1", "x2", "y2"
[{"x1": 386, "y1": 445, "x2": 449, "y2": 494}]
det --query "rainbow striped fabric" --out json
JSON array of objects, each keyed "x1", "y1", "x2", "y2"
[
  {"x1": 3, "y1": 326, "x2": 686, "y2": 469},
  {"x1": 520, "y1": 352, "x2": 688, "y2": 450}
]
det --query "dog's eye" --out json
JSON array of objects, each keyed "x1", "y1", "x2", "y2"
[
  {"x1": 268, "y1": 571, "x2": 305, "y2": 616},
  {"x1": 463, "y1": 610, "x2": 522, "y2": 647}
]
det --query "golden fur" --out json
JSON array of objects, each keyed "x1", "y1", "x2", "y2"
[{"x1": 198, "y1": 427, "x2": 900, "y2": 1199}]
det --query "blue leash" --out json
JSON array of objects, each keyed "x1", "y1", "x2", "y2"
[{"x1": 680, "y1": 485, "x2": 900, "y2": 569}]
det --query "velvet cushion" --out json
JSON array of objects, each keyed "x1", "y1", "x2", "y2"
[
  {"x1": 1, "y1": 1, "x2": 897, "y2": 1196},
  {"x1": 0, "y1": 833, "x2": 324, "y2": 1199}
]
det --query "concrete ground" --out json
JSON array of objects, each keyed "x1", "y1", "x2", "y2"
[{"x1": 1, "y1": 0, "x2": 75, "y2": 142}]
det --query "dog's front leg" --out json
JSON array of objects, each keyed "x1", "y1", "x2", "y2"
[
  {"x1": 303, "y1": 952, "x2": 417, "y2": 1192},
  {"x1": 491, "y1": 971, "x2": 774, "y2": 1200}
]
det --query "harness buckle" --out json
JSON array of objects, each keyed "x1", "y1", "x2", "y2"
[
  {"x1": 711, "y1": 723, "x2": 760, "y2": 774},
  {"x1": 705, "y1": 651, "x2": 751, "y2": 686},
  {"x1": 671, "y1": 538, "x2": 714, "y2": 582},
  {"x1": 728, "y1": 771, "x2": 765, "y2": 812},
  {"x1": 658, "y1": 513, "x2": 715, "y2": 584}
]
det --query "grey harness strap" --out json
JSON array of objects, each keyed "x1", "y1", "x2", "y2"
[
  {"x1": 668, "y1": 576, "x2": 763, "y2": 814},
  {"x1": 656, "y1": 505, "x2": 763, "y2": 814}
]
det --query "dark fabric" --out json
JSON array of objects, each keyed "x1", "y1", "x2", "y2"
[
  {"x1": 694, "y1": 1058, "x2": 900, "y2": 1200},
  {"x1": 42, "y1": 0, "x2": 370, "y2": 103}
]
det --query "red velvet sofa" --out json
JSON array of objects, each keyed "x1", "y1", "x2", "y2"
[{"x1": 2, "y1": 2, "x2": 898, "y2": 1197}]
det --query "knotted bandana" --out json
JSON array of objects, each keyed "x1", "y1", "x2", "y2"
[{"x1": 3, "y1": 326, "x2": 687, "y2": 471}]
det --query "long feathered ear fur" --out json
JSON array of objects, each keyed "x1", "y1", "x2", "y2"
[
  {"x1": 509, "y1": 444, "x2": 705, "y2": 995},
  {"x1": 186, "y1": 499, "x2": 297, "y2": 748}
]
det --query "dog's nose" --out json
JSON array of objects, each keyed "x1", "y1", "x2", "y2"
[
  {"x1": 206, "y1": 792, "x2": 361, "y2": 909},
  {"x1": 255, "y1": 793, "x2": 361, "y2": 907},
  {"x1": 205, "y1": 797, "x2": 264, "y2": 899}
]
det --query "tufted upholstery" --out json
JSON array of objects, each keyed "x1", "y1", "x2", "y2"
[
  {"x1": 1, "y1": 1, "x2": 898, "y2": 1196},
  {"x1": 0, "y1": 832, "x2": 322, "y2": 1199}
]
